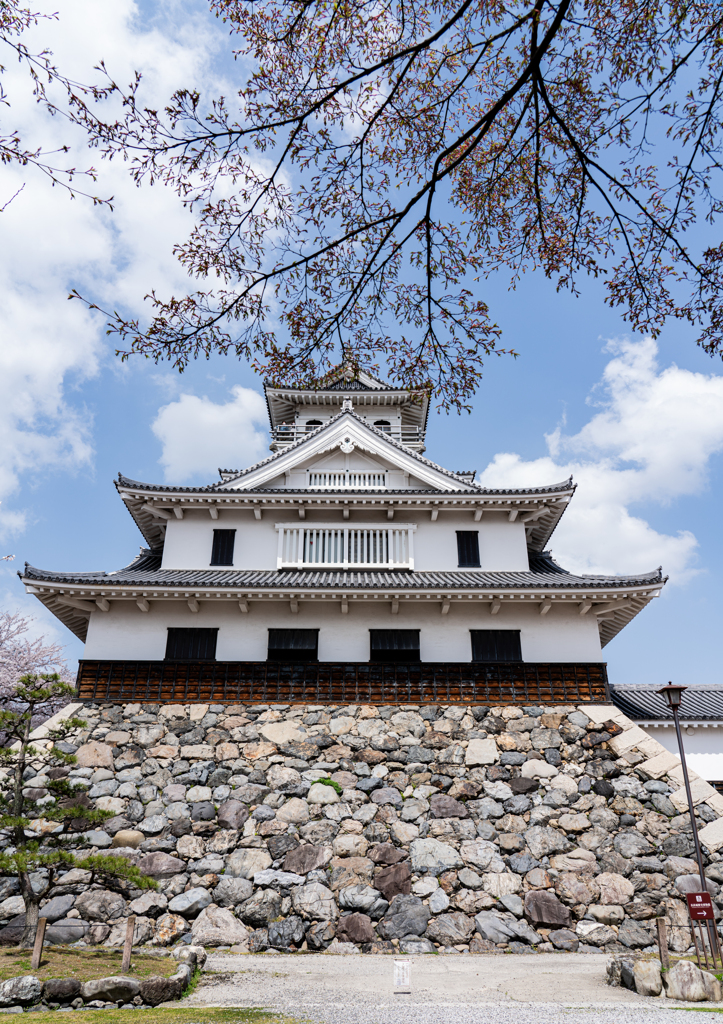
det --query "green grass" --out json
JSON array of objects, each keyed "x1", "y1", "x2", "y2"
[
  {"x1": 0, "y1": 946, "x2": 178, "y2": 983},
  {"x1": 9, "y1": 1009, "x2": 291, "y2": 1024}
]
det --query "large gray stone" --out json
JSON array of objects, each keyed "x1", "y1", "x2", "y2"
[
  {"x1": 168, "y1": 888, "x2": 212, "y2": 917},
  {"x1": 549, "y1": 928, "x2": 579, "y2": 952},
  {"x1": 213, "y1": 877, "x2": 253, "y2": 908},
  {"x1": 104, "y1": 915, "x2": 155, "y2": 948},
  {"x1": 524, "y1": 890, "x2": 571, "y2": 928},
  {"x1": 137, "y1": 852, "x2": 186, "y2": 878},
  {"x1": 474, "y1": 911, "x2": 516, "y2": 944},
  {"x1": 225, "y1": 848, "x2": 273, "y2": 879},
  {"x1": 429, "y1": 794, "x2": 468, "y2": 818},
  {"x1": 193, "y1": 854, "x2": 225, "y2": 875},
  {"x1": 128, "y1": 891, "x2": 168, "y2": 918},
  {"x1": 42, "y1": 979, "x2": 81, "y2": 1003},
  {"x1": 633, "y1": 960, "x2": 663, "y2": 997},
  {"x1": 238, "y1": 890, "x2": 283, "y2": 927},
  {"x1": 80, "y1": 977, "x2": 140, "y2": 1003},
  {"x1": 675, "y1": 874, "x2": 719, "y2": 896},
  {"x1": 283, "y1": 845, "x2": 333, "y2": 875},
  {"x1": 524, "y1": 826, "x2": 571, "y2": 859},
  {"x1": 191, "y1": 906, "x2": 249, "y2": 948},
  {"x1": 662, "y1": 960, "x2": 708, "y2": 1002},
  {"x1": 139, "y1": 976, "x2": 184, "y2": 1006},
  {"x1": 41, "y1": 894, "x2": 75, "y2": 922},
  {"x1": 460, "y1": 839, "x2": 506, "y2": 873},
  {"x1": 338, "y1": 885, "x2": 385, "y2": 913},
  {"x1": 253, "y1": 870, "x2": 306, "y2": 889},
  {"x1": 0, "y1": 976, "x2": 42, "y2": 1007},
  {"x1": 467, "y1": 797, "x2": 505, "y2": 819},
  {"x1": 75, "y1": 890, "x2": 127, "y2": 922},
  {"x1": 613, "y1": 832, "x2": 653, "y2": 858},
  {"x1": 217, "y1": 800, "x2": 249, "y2": 830},
  {"x1": 268, "y1": 915, "x2": 307, "y2": 948},
  {"x1": 509, "y1": 918, "x2": 541, "y2": 945},
  {"x1": 370, "y1": 787, "x2": 402, "y2": 809},
  {"x1": 292, "y1": 882, "x2": 339, "y2": 921},
  {"x1": 618, "y1": 918, "x2": 653, "y2": 948},
  {"x1": 378, "y1": 895, "x2": 430, "y2": 939},
  {"x1": 374, "y1": 862, "x2": 412, "y2": 902},
  {"x1": 46, "y1": 918, "x2": 90, "y2": 944},
  {"x1": 426, "y1": 911, "x2": 475, "y2": 945},
  {"x1": 336, "y1": 913, "x2": 375, "y2": 945},
  {"x1": 306, "y1": 920, "x2": 336, "y2": 950},
  {"x1": 409, "y1": 838, "x2": 462, "y2": 875}
]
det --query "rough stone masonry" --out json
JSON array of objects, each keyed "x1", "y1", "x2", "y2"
[{"x1": 3, "y1": 700, "x2": 723, "y2": 956}]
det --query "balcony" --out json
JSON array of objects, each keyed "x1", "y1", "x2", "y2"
[
  {"x1": 270, "y1": 424, "x2": 425, "y2": 452},
  {"x1": 307, "y1": 471, "x2": 386, "y2": 489},
  {"x1": 276, "y1": 523, "x2": 415, "y2": 569}
]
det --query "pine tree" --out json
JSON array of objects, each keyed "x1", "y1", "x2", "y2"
[{"x1": 0, "y1": 674, "x2": 156, "y2": 948}]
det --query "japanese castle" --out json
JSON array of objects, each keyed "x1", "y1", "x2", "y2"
[{"x1": 20, "y1": 369, "x2": 666, "y2": 705}]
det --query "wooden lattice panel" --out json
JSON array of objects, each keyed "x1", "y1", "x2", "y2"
[{"x1": 76, "y1": 660, "x2": 609, "y2": 705}]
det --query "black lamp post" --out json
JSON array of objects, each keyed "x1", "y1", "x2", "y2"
[{"x1": 657, "y1": 683, "x2": 707, "y2": 890}]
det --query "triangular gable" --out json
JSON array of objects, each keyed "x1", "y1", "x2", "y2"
[{"x1": 220, "y1": 410, "x2": 479, "y2": 492}]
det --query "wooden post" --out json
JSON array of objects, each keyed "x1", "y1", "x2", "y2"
[
  {"x1": 656, "y1": 918, "x2": 670, "y2": 970},
  {"x1": 121, "y1": 916, "x2": 135, "y2": 973},
  {"x1": 31, "y1": 919, "x2": 47, "y2": 970}
]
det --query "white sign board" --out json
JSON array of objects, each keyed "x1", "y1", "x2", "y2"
[{"x1": 394, "y1": 959, "x2": 411, "y2": 993}]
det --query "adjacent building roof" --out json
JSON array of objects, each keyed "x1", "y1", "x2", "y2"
[{"x1": 611, "y1": 684, "x2": 723, "y2": 723}]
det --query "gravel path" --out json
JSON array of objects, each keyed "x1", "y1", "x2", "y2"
[{"x1": 183, "y1": 952, "x2": 723, "y2": 1022}]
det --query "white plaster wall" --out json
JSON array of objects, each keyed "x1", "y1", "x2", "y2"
[
  {"x1": 161, "y1": 511, "x2": 278, "y2": 571},
  {"x1": 641, "y1": 724, "x2": 723, "y2": 781},
  {"x1": 82, "y1": 598, "x2": 603, "y2": 662},
  {"x1": 413, "y1": 513, "x2": 529, "y2": 572},
  {"x1": 161, "y1": 510, "x2": 530, "y2": 572}
]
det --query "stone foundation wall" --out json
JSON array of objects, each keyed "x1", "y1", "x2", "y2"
[{"x1": 3, "y1": 700, "x2": 723, "y2": 955}]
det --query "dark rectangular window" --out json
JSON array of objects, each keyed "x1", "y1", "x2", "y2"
[
  {"x1": 211, "y1": 529, "x2": 236, "y2": 566},
  {"x1": 165, "y1": 628, "x2": 218, "y2": 661},
  {"x1": 370, "y1": 629, "x2": 421, "y2": 663},
  {"x1": 471, "y1": 629, "x2": 522, "y2": 662},
  {"x1": 456, "y1": 531, "x2": 480, "y2": 567},
  {"x1": 267, "y1": 629, "x2": 319, "y2": 662}
]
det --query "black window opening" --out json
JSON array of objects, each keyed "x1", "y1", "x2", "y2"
[
  {"x1": 211, "y1": 529, "x2": 236, "y2": 566},
  {"x1": 306, "y1": 419, "x2": 323, "y2": 432},
  {"x1": 471, "y1": 629, "x2": 522, "y2": 662},
  {"x1": 165, "y1": 628, "x2": 218, "y2": 661},
  {"x1": 374, "y1": 419, "x2": 391, "y2": 432},
  {"x1": 456, "y1": 530, "x2": 480, "y2": 568},
  {"x1": 370, "y1": 629, "x2": 421, "y2": 663},
  {"x1": 267, "y1": 629, "x2": 319, "y2": 662}
]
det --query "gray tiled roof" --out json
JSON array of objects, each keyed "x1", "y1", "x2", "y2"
[
  {"x1": 116, "y1": 476, "x2": 574, "y2": 498},
  {"x1": 21, "y1": 550, "x2": 664, "y2": 590},
  {"x1": 611, "y1": 684, "x2": 723, "y2": 722},
  {"x1": 130, "y1": 408, "x2": 568, "y2": 494}
]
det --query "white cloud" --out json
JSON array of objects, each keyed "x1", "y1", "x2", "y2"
[
  {"x1": 478, "y1": 338, "x2": 723, "y2": 581},
  {"x1": 0, "y1": 0, "x2": 227, "y2": 541},
  {"x1": 152, "y1": 386, "x2": 269, "y2": 482}
]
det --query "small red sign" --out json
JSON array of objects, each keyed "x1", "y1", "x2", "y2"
[{"x1": 686, "y1": 893, "x2": 716, "y2": 921}]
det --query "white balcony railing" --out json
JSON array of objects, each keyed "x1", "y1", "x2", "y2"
[
  {"x1": 276, "y1": 523, "x2": 415, "y2": 570},
  {"x1": 307, "y1": 470, "x2": 386, "y2": 489},
  {"x1": 270, "y1": 425, "x2": 424, "y2": 447}
]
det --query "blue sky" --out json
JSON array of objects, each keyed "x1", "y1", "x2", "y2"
[{"x1": 2, "y1": 0, "x2": 723, "y2": 687}]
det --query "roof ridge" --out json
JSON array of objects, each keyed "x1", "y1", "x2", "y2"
[{"x1": 118, "y1": 415, "x2": 578, "y2": 495}]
